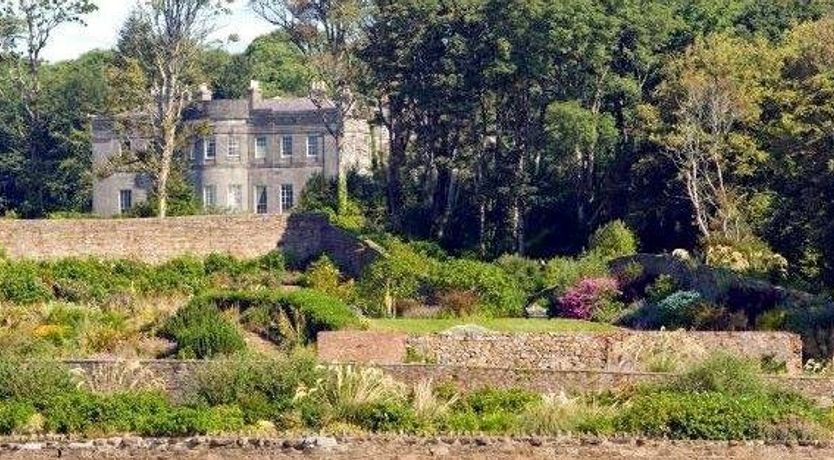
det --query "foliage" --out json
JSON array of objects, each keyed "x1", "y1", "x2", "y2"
[
  {"x1": 542, "y1": 254, "x2": 608, "y2": 293},
  {"x1": 191, "y1": 289, "x2": 364, "y2": 348},
  {"x1": 555, "y1": 278, "x2": 621, "y2": 321},
  {"x1": 654, "y1": 291, "x2": 705, "y2": 329},
  {"x1": 705, "y1": 235, "x2": 789, "y2": 281},
  {"x1": 645, "y1": 275, "x2": 679, "y2": 304},
  {"x1": 0, "y1": 260, "x2": 53, "y2": 304},
  {"x1": 158, "y1": 301, "x2": 246, "y2": 359},
  {"x1": 303, "y1": 255, "x2": 356, "y2": 303},
  {"x1": 433, "y1": 259, "x2": 525, "y2": 317},
  {"x1": 189, "y1": 352, "x2": 321, "y2": 424},
  {"x1": 614, "y1": 355, "x2": 822, "y2": 440},
  {"x1": 588, "y1": 221, "x2": 639, "y2": 260},
  {"x1": 0, "y1": 253, "x2": 285, "y2": 306},
  {"x1": 495, "y1": 255, "x2": 545, "y2": 296}
]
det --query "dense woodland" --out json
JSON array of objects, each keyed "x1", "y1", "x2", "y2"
[{"x1": 1, "y1": 0, "x2": 834, "y2": 291}]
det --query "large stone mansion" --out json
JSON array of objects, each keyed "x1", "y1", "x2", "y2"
[{"x1": 92, "y1": 81, "x2": 385, "y2": 217}]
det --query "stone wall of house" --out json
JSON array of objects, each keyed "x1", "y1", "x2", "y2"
[
  {"x1": 0, "y1": 213, "x2": 382, "y2": 278},
  {"x1": 318, "y1": 330, "x2": 804, "y2": 375},
  {"x1": 62, "y1": 360, "x2": 834, "y2": 406}
]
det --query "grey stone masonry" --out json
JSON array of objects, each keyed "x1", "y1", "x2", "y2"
[{"x1": 92, "y1": 81, "x2": 387, "y2": 217}]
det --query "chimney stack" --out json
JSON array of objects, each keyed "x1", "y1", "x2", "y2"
[
  {"x1": 198, "y1": 83, "x2": 212, "y2": 102},
  {"x1": 249, "y1": 80, "x2": 262, "y2": 108}
]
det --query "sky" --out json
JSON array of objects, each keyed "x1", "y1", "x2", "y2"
[{"x1": 42, "y1": 0, "x2": 276, "y2": 63}]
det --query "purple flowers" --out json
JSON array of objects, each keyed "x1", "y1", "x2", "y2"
[{"x1": 557, "y1": 277, "x2": 620, "y2": 320}]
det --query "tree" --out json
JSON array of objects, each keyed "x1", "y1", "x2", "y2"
[
  {"x1": 251, "y1": 0, "x2": 374, "y2": 214},
  {"x1": 112, "y1": 0, "x2": 228, "y2": 218},
  {"x1": 659, "y1": 34, "x2": 777, "y2": 240},
  {"x1": 0, "y1": 0, "x2": 96, "y2": 215}
]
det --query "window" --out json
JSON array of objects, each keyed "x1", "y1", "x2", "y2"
[
  {"x1": 281, "y1": 135, "x2": 293, "y2": 159},
  {"x1": 228, "y1": 184, "x2": 243, "y2": 211},
  {"x1": 255, "y1": 186, "x2": 268, "y2": 214},
  {"x1": 228, "y1": 136, "x2": 240, "y2": 160},
  {"x1": 202, "y1": 185, "x2": 217, "y2": 208},
  {"x1": 205, "y1": 137, "x2": 217, "y2": 160},
  {"x1": 280, "y1": 184, "x2": 294, "y2": 212},
  {"x1": 255, "y1": 136, "x2": 267, "y2": 159},
  {"x1": 118, "y1": 189, "x2": 132, "y2": 214},
  {"x1": 306, "y1": 135, "x2": 320, "y2": 158}
]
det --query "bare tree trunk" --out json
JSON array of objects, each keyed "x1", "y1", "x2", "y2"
[{"x1": 157, "y1": 121, "x2": 177, "y2": 219}]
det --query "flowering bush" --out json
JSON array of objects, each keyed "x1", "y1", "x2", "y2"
[{"x1": 555, "y1": 277, "x2": 620, "y2": 320}]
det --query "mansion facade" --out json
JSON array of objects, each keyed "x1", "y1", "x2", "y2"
[{"x1": 92, "y1": 81, "x2": 383, "y2": 217}]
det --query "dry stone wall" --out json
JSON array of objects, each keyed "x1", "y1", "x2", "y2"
[
  {"x1": 319, "y1": 330, "x2": 803, "y2": 374},
  {"x1": 63, "y1": 360, "x2": 834, "y2": 406},
  {"x1": 0, "y1": 213, "x2": 381, "y2": 277},
  {"x1": 6, "y1": 436, "x2": 834, "y2": 460}
]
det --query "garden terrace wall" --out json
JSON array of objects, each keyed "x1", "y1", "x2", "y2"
[
  {"x1": 0, "y1": 213, "x2": 381, "y2": 277},
  {"x1": 318, "y1": 330, "x2": 804, "y2": 375},
  {"x1": 62, "y1": 360, "x2": 834, "y2": 406}
]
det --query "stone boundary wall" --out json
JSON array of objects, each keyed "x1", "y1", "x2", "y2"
[
  {"x1": 62, "y1": 360, "x2": 834, "y2": 406},
  {"x1": 0, "y1": 213, "x2": 381, "y2": 277},
  {"x1": 318, "y1": 330, "x2": 804, "y2": 374},
  {"x1": 3, "y1": 435, "x2": 834, "y2": 459}
]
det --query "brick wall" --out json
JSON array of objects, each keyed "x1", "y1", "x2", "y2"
[
  {"x1": 0, "y1": 213, "x2": 382, "y2": 277},
  {"x1": 318, "y1": 330, "x2": 804, "y2": 375}
]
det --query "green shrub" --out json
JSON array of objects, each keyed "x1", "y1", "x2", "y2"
[
  {"x1": 655, "y1": 291, "x2": 704, "y2": 329},
  {"x1": 42, "y1": 390, "x2": 100, "y2": 434},
  {"x1": 0, "y1": 261, "x2": 53, "y2": 304},
  {"x1": 432, "y1": 259, "x2": 525, "y2": 317},
  {"x1": 159, "y1": 302, "x2": 246, "y2": 359},
  {"x1": 0, "y1": 359, "x2": 77, "y2": 404},
  {"x1": 670, "y1": 354, "x2": 766, "y2": 396},
  {"x1": 543, "y1": 254, "x2": 608, "y2": 292},
  {"x1": 347, "y1": 401, "x2": 417, "y2": 432},
  {"x1": 495, "y1": 255, "x2": 546, "y2": 297},
  {"x1": 195, "y1": 289, "x2": 363, "y2": 346},
  {"x1": 188, "y1": 353, "x2": 321, "y2": 424},
  {"x1": 257, "y1": 250, "x2": 285, "y2": 273},
  {"x1": 614, "y1": 355, "x2": 822, "y2": 440},
  {"x1": 462, "y1": 388, "x2": 541, "y2": 415},
  {"x1": 588, "y1": 220, "x2": 638, "y2": 260},
  {"x1": 359, "y1": 240, "x2": 439, "y2": 317},
  {"x1": 303, "y1": 255, "x2": 356, "y2": 303},
  {"x1": 645, "y1": 274, "x2": 678, "y2": 304},
  {"x1": 0, "y1": 401, "x2": 36, "y2": 435},
  {"x1": 143, "y1": 255, "x2": 206, "y2": 295}
]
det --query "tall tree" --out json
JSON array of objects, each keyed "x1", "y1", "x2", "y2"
[
  {"x1": 0, "y1": 0, "x2": 96, "y2": 215},
  {"x1": 112, "y1": 0, "x2": 228, "y2": 218},
  {"x1": 251, "y1": 0, "x2": 374, "y2": 214},
  {"x1": 659, "y1": 34, "x2": 777, "y2": 240}
]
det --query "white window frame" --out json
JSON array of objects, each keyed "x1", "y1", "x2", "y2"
[
  {"x1": 254, "y1": 185, "x2": 268, "y2": 215},
  {"x1": 228, "y1": 136, "x2": 240, "y2": 160},
  {"x1": 202, "y1": 185, "x2": 217, "y2": 208},
  {"x1": 281, "y1": 135, "x2": 293, "y2": 159},
  {"x1": 118, "y1": 189, "x2": 132, "y2": 214},
  {"x1": 228, "y1": 184, "x2": 243, "y2": 211},
  {"x1": 280, "y1": 184, "x2": 294, "y2": 213},
  {"x1": 306, "y1": 134, "x2": 320, "y2": 158},
  {"x1": 205, "y1": 137, "x2": 217, "y2": 161},
  {"x1": 255, "y1": 136, "x2": 267, "y2": 159}
]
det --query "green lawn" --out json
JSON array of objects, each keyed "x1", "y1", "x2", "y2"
[{"x1": 366, "y1": 317, "x2": 617, "y2": 334}]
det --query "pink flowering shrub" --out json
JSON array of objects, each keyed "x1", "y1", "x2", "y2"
[{"x1": 556, "y1": 277, "x2": 620, "y2": 320}]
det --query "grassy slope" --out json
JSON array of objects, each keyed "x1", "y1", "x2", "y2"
[{"x1": 366, "y1": 318, "x2": 617, "y2": 334}]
